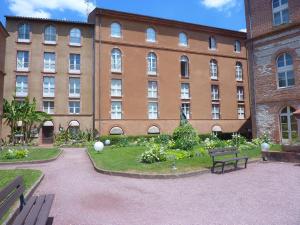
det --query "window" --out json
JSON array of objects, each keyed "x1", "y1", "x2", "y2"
[
  {"x1": 237, "y1": 87, "x2": 244, "y2": 101},
  {"x1": 236, "y1": 62, "x2": 243, "y2": 81},
  {"x1": 69, "y1": 28, "x2": 81, "y2": 45},
  {"x1": 210, "y1": 59, "x2": 218, "y2": 80},
  {"x1": 234, "y1": 40, "x2": 241, "y2": 53},
  {"x1": 43, "y1": 101, "x2": 54, "y2": 114},
  {"x1": 277, "y1": 53, "x2": 294, "y2": 88},
  {"x1": 111, "y1": 22, "x2": 121, "y2": 38},
  {"x1": 181, "y1": 103, "x2": 190, "y2": 120},
  {"x1": 146, "y1": 28, "x2": 156, "y2": 42},
  {"x1": 16, "y1": 75, "x2": 28, "y2": 97},
  {"x1": 148, "y1": 102, "x2": 158, "y2": 119},
  {"x1": 43, "y1": 77, "x2": 55, "y2": 97},
  {"x1": 147, "y1": 52, "x2": 157, "y2": 75},
  {"x1": 111, "y1": 101, "x2": 122, "y2": 119},
  {"x1": 18, "y1": 23, "x2": 30, "y2": 42},
  {"x1": 211, "y1": 85, "x2": 219, "y2": 101},
  {"x1": 238, "y1": 105, "x2": 245, "y2": 119},
  {"x1": 111, "y1": 79, "x2": 122, "y2": 97},
  {"x1": 69, "y1": 78, "x2": 80, "y2": 98},
  {"x1": 181, "y1": 56, "x2": 189, "y2": 77},
  {"x1": 17, "y1": 51, "x2": 29, "y2": 71},
  {"x1": 44, "y1": 25, "x2": 56, "y2": 43},
  {"x1": 44, "y1": 52, "x2": 56, "y2": 72},
  {"x1": 181, "y1": 83, "x2": 190, "y2": 99},
  {"x1": 111, "y1": 48, "x2": 122, "y2": 72},
  {"x1": 69, "y1": 54, "x2": 81, "y2": 73},
  {"x1": 148, "y1": 81, "x2": 158, "y2": 98},
  {"x1": 179, "y1": 32, "x2": 188, "y2": 46},
  {"x1": 212, "y1": 104, "x2": 220, "y2": 120},
  {"x1": 272, "y1": 0, "x2": 289, "y2": 26},
  {"x1": 280, "y1": 106, "x2": 298, "y2": 142},
  {"x1": 69, "y1": 101, "x2": 80, "y2": 114},
  {"x1": 209, "y1": 36, "x2": 217, "y2": 50}
]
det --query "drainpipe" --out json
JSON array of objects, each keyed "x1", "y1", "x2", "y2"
[{"x1": 92, "y1": 25, "x2": 96, "y2": 137}]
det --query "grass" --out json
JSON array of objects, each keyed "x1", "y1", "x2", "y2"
[
  {"x1": 0, "y1": 169, "x2": 42, "y2": 223},
  {"x1": 88, "y1": 145, "x2": 263, "y2": 174},
  {"x1": 0, "y1": 148, "x2": 61, "y2": 163}
]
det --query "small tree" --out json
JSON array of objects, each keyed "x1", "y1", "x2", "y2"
[{"x1": 173, "y1": 123, "x2": 199, "y2": 151}]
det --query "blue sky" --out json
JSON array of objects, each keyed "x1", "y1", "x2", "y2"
[{"x1": 0, "y1": 0, "x2": 246, "y2": 32}]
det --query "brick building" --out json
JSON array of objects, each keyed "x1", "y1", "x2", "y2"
[
  {"x1": 245, "y1": 0, "x2": 300, "y2": 143},
  {"x1": 0, "y1": 22, "x2": 8, "y2": 139},
  {"x1": 2, "y1": 8, "x2": 251, "y2": 143},
  {"x1": 88, "y1": 8, "x2": 251, "y2": 136},
  {"x1": 3, "y1": 17, "x2": 94, "y2": 144}
]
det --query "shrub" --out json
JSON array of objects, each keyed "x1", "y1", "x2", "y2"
[
  {"x1": 3, "y1": 149, "x2": 29, "y2": 159},
  {"x1": 166, "y1": 150, "x2": 192, "y2": 160},
  {"x1": 140, "y1": 140, "x2": 167, "y2": 163},
  {"x1": 173, "y1": 123, "x2": 199, "y2": 151}
]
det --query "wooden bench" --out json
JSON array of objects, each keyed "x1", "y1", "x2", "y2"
[
  {"x1": 0, "y1": 176, "x2": 54, "y2": 225},
  {"x1": 209, "y1": 147, "x2": 248, "y2": 174}
]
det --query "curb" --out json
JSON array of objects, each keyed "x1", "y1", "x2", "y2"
[
  {"x1": 3, "y1": 173, "x2": 45, "y2": 225},
  {"x1": 0, "y1": 149, "x2": 63, "y2": 166},
  {"x1": 87, "y1": 149, "x2": 262, "y2": 179}
]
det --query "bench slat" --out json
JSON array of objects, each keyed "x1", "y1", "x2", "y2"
[
  {"x1": 12, "y1": 196, "x2": 38, "y2": 225},
  {"x1": 215, "y1": 157, "x2": 248, "y2": 163},
  {"x1": 0, "y1": 176, "x2": 23, "y2": 202},
  {"x1": 209, "y1": 147, "x2": 237, "y2": 154},
  {"x1": 211, "y1": 151, "x2": 239, "y2": 157},
  {"x1": 36, "y1": 194, "x2": 55, "y2": 225},
  {"x1": 24, "y1": 195, "x2": 46, "y2": 225},
  {"x1": 0, "y1": 184, "x2": 25, "y2": 219}
]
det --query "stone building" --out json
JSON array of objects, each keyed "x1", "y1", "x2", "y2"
[
  {"x1": 245, "y1": 0, "x2": 300, "y2": 143},
  {"x1": 0, "y1": 22, "x2": 8, "y2": 140}
]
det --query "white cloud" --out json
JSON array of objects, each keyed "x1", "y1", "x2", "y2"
[
  {"x1": 200, "y1": 0, "x2": 237, "y2": 10},
  {"x1": 239, "y1": 28, "x2": 247, "y2": 32},
  {"x1": 8, "y1": 0, "x2": 96, "y2": 18}
]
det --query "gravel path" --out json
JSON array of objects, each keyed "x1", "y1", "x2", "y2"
[{"x1": 1, "y1": 148, "x2": 300, "y2": 225}]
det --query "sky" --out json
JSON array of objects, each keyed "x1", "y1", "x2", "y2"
[{"x1": 0, "y1": 0, "x2": 246, "y2": 32}]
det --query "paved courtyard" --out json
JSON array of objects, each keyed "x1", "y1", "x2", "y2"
[{"x1": 1, "y1": 148, "x2": 299, "y2": 225}]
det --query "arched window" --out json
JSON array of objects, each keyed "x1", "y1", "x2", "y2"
[
  {"x1": 146, "y1": 27, "x2": 156, "y2": 42},
  {"x1": 210, "y1": 59, "x2": 218, "y2": 80},
  {"x1": 272, "y1": 0, "x2": 289, "y2": 26},
  {"x1": 111, "y1": 22, "x2": 121, "y2": 38},
  {"x1": 236, "y1": 62, "x2": 243, "y2": 81},
  {"x1": 44, "y1": 25, "x2": 56, "y2": 43},
  {"x1": 18, "y1": 23, "x2": 30, "y2": 41},
  {"x1": 234, "y1": 40, "x2": 241, "y2": 53},
  {"x1": 69, "y1": 120, "x2": 80, "y2": 136},
  {"x1": 69, "y1": 28, "x2": 81, "y2": 45},
  {"x1": 110, "y1": 126, "x2": 124, "y2": 135},
  {"x1": 209, "y1": 36, "x2": 217, "y2": 50},
  {"x1": 179, "y1": 32, "x2": 188, "y2": 46},
  {"x1": 147, "y1": 52, "x2": 157, "y2": 75},
  {"x1": 280, "y1": 106, "x2": 298, "y2": 142},
  {"x1": 277, "y1": 53, "x2": 294, "y2": 88},
  {"x1": 180, "y1": 56, "x2": 189, "y2": 77},
  {"x1": 111, "y1": 48, "x2": 122, "y2": 72}
]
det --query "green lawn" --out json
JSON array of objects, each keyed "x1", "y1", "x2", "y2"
[
  {"x1": 88, "y1": 145, "x2": 263, "y2": 174},
  {"x1": 0, "y1": 148, "x2": 61, "y2": 163},
  {"x1": 0, "y1": 169, "x2": 42, "y2": 223}
]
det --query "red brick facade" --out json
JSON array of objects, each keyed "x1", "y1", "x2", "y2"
[{"x1": 245, "y1": 0, "x2": 300, "y2": 143}]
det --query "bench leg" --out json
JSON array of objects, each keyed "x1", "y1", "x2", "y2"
[
  {"x1": 245, "y1": 158, "x2": 248, "y2": 168},
  {"x1": 234, "y1": 160, "x2": 238, "y2": 169},
  {"x1": 222, "y1": 163, "x2": 225, "y2": 174},
  {"x1": 211, "y1": 162, "x2": 216, "y2": 173}
]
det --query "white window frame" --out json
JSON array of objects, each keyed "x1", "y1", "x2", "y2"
[
  {"x1": 17, "y1": 51, "x2": 29, "y2": 71},
  {"x1": 69, "y1": 28, "x2": 81, "y2": 46},
  {"x1": 111, "y1": 101, "x2": 122, "y2": 120},
  {"x1": 238, "y1": 105, "x2": 245, "y2": 120},
  {"x1": 111, "y1": 48, "x2": 122, "y2": 73},
  {"x1": 148, "y1": 81, "x2": 158, "y2": 98},
  {"x1": 44, "y1": 52, "x2": 56, "y2": 72},
  {"x1": 43, "y1": 101, "x2": 54, "y2": 114},
  {"x1": 181, "y1": 83, "x2": 190, "y2": 99},
  {"x1": 111, "y1": 22, "x2": 121, "y2": 38},
  {"x1": 234, "y1": 40, "x2": 241, "y2": 53},
  {"x1": 69, "y1": 101, "x2": 80, "y2": 114},
  {"x1": 212, "y1": 104, "x2": 220, "y2": 120},
  {"x1": 210, "y1": 59, "x2": 218, "y2": 80},
  {"x1": 69, "y1": 78, "x2": 81, "y2": 98},
  {"x1": 148, "y1": 102, "x2": 158, "y2": 120},
  {"x1": 209, "y1": 36, "x2": 217, "y2": 50},
  {"x1": 179, "y1": 32, "x2": 188, "y2": 46},
  {"x1": 181, "y1": 56, "x2": 189, "y2": 78},
  {"x1": 69, "y1": 54, "x2": 81, "y2": 73},
  {"x1": 16, "y1": 75, "x2": 28, "y2": 97},
  {"x1": 44, "y1": 25, "x2": 57, "y2": 44},
  {"x1": 272, "y1": 0, "x2": 289, "y2": 26},
  {"x1": 277, "y1": 53, "x2": 294, "y2": 88},
  {"x1": 147, "y1": 52, "x2": 157, "y2": 75},
  {"x1": 237, "y1": 87, "x2": 244, "y2": 101},
  {"x1": 181, "y1": 103, "x2": 190, "y2": 120},
  {"x1": 111, "y1": 79, "x2": 122, "y2": 97},
  {"x1": 211, "y1": 85, "x2": 219, "y2": 101},
  {"x1": 146, "y1": 27, "x2": 156, "y2": 42},
  {"x1": 43, "y1": 76, "x2": 55, "y2": 98},
  {"x1": 236, "y1": 62, "x2": 243, "y2": 81},
  {"x1": 18, "y1": 23, "x2": 30, "y2": 42}
]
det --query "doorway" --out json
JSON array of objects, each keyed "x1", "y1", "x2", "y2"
[{"x1": 280, "y1": 106, "x2": 298, "y2": 144}]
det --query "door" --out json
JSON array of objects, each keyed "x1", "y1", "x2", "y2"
[
  {"x1": 280, "y1": 106, "x2": 298, "y2": 144},
  {"x1": 42, "y1": 126, "x2": 54, "y2": 144}
]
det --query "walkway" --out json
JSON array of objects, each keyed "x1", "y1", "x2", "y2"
[{"x1": 1, "y1": 148, "x2": 300, "y2": 225}]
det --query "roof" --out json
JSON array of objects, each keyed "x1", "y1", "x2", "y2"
[
  {"x1": 0, "y1": 21, "x2": 9, "y2": 37},
  {"x1": 5, "y1": 15, "x2": 94, "y2": 26},
  {"x1": 90, "y1": 8, "x2": 247, "y2": 39}
]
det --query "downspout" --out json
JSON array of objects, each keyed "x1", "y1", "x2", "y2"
[{"x1": 92, "y1": 25, "x2": 95, "y2": 136}]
